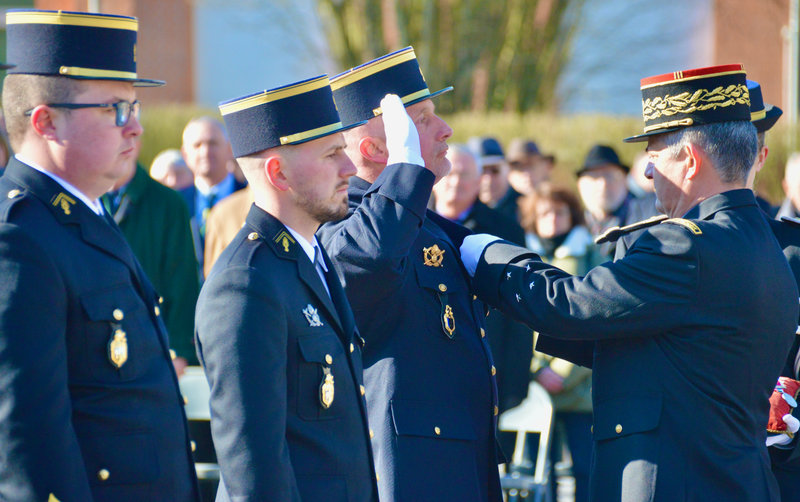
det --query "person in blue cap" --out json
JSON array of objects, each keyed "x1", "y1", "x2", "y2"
[
  {"x1": 745, "y1": 79, "x2": 783, "y2": 217},
  {"x1": 0, "y1": 9, "x2": 200, "y2": 502},
  {"x1": 319, "y1": 46, "x2": 504, "y2": 502},
  {"x1": 461, "y1": 63, "x2": 798, "y2": 502},
  {"x1": 195, "y1": 75, "x2": 379, "y2": 502}
]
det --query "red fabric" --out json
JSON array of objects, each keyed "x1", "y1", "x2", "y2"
[
  {"x1": 639, "y1": 63, "x2": 745, "y2": 87},
  {"x1": 768, "y1": 377, "x2": 800, "y2": 433}
]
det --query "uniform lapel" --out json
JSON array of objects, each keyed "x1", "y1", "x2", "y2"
[
  {"x1": 246, "y1": 205, "x2": 346, "y2": 336},
  {"x1": 295, "y1": 252, "x2": 345, "y2": 335}
]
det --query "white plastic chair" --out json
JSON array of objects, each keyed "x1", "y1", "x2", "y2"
[
  {"x1": 178, "y1": 366, "x2": 220, "y2": 488},
  {"x1": 499, "y1": 381, "x2": 554, "y2": 502}
]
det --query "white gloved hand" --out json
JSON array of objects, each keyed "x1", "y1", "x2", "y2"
[
  {"x1": 460, "y1": 234, "x2": 502, "y2": 277},
  {"x1": 766, "y1": 414, "x2": 800, "y2": 447},
  {"x1": 380, "y1": 93, "x2": 424, "y2": 167}
]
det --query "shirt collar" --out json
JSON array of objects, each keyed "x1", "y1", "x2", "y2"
[
  {"x1": 196, "y1": 172, "x2": 234, "y2": 197},
  {"x1": 285, "y1": 225, "x2": 328, "y2": 272},
  {"x1": 15, "y1": 154, "x2": 105, "y2": 216}
]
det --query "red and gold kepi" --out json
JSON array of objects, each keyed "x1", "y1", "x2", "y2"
[{"x1": 624, "y1": 63, "x2": 751, "y2": 143}]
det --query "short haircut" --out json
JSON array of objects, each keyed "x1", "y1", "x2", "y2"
[
  {"x1": 182, "y1": 116, "x2": 229, "y2": 144},
  {"x1": 757, "y1": 131, "x2": 765, "y2": 152},
  {"x1": 661, "y1": 121, "x2": 757, "y2": 184},
  {"x1": 2, "y1": 74, "x2": 85, "y2": 151}
]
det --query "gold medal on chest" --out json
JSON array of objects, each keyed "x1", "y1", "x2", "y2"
[
  {"x1": 108, "y1": 328, "x2": 128, "y2": 369},
  {"x1": 320, "y1": 366, "x2": 335, "y2": 409},
  {"x1": 443, "y1": 305, "x2": 456, "y2": 339},
  {"x1": 423, "y1": 244, "x2": 445, "y2": 267}
]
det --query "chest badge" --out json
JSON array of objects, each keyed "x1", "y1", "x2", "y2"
[
  {"x1": 108, "y1": 328, "x2": 128, "y2": 369},
  {"x1": 320, "y1": 366, "x2": 335, "y2": 409},
  {"x1": 303, "y1": 304, "x2": 324, "y2": 327},
  {"x1": 423, "y1": 244, "x2": 445, "y2": 267},
  {"x1": 443, "y1": 305, "x2": 456, "y2": 339}
]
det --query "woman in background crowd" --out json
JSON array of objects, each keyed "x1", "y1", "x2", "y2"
[{"x1": 518, "y1": 184, "x2": 596, "y2": 502}]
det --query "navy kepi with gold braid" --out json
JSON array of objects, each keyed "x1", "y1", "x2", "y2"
[
  {"x1": 219, "y1": 75, "x2": 365, "y2": 158},
  {"x1": 6, "y1": 9, "x2": 163, "y2": 87},
  {"x1": 331, "y1": 46, "x2": 452, "y2": 126},
  {"x1": 624, "y1": 63, "x2": 750, "y2": 143}
]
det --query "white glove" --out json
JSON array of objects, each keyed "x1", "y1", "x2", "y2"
[
  {"x1": 460, "y1": 234, "x2": 502, "y2": 277},
  {"x1": 380, "y1": 94, "x2": 424, "y2": 167},
  {"x1": 766, "y1": 414, "x2": 800, "y2": 447}
]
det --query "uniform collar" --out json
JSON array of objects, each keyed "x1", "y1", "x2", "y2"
[
  {"x1": 285, "y1": 225, "x2": 327, "y2": 272},
  {"x1": 196, "y1": 172, "x2": 235, "y2": 197},
  {"x1": 682, "y1": 188, "x2": 757, "y2": 221},
  {"x1": 15, "y1": 154, "x2": 105, "y2": 215}
]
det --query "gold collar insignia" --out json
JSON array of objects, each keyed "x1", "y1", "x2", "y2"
[
  {"x1": 273, "y1": 230, "x2": 297, "y2": 253},
  {"x1": 52, "y1": 192, "x2": 76, "y2": 215}
]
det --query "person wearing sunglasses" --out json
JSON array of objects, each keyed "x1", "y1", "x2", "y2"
[{"x1": 0, "y1": 9, "x2": 200, "y2": 502}]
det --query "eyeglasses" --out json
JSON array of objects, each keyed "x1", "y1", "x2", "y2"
[{"x1": 24, "y1": 100, "x2": 140, "y2": 127}]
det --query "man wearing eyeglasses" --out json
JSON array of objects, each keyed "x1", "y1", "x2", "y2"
[{"x1": 0, "y1": 9, "x2": 200, "y2": 502}]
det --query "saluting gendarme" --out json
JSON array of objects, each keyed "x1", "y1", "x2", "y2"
[
  {"x1": 319, "y1": 47, "x2": 504, "y2": 501},
  {"x1": 0, "y1": 9, "x2": 200, "y2": 502}
]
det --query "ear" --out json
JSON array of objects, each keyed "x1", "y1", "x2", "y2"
[
  {"x1": 264, "y1": 155, "x2": 290, "y2": 192},
  {"x1": 358, "y1": 136, "x2": 389, "y2": 164},
  {"x1": 29, "y1": 106, "x2": 59, "y2": 141},
  {"x1": 685, "y1": 143, "x2": 702, "y2": 180}
]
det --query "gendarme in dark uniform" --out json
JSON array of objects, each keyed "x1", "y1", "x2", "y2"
[
  {"x1": 319, "y1": 47, "x2": 503, "y2": 501},
  {"x1": 195, "y1": 76, "x2": 377, "y2": 502},
  {"x1": 0, "y1": 10, "x2": 198, "y2": 502},
  {"x1": 462, "y1": 64, "x2": 799, "y2": 502}
]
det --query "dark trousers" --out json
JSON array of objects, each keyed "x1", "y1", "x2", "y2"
[
  {"x1": 550, "y1": 412, "x2": 592, "y2": 502},
  {"x1": 771, "y1": 447, "x2": 800, "y2": 502}
]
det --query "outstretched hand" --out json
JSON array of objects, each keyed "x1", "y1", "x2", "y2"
[{"x1": 380, "y1": 93, "x2": 424, "y2": 167}]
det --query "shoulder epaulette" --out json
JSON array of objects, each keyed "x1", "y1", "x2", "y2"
[
  {"x1": 594, "y1": 214, "x2": 668, "y2": 244},
  {"x1": 781, "y1": 216, "x2": 800, "y2": 227},
  {"x1": 662, "y1": 218, "x2": 702, "y2": 235}
]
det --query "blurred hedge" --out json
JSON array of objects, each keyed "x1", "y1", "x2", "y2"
[{"x1": 139, "y1": 105, "x2": 798, "y2": 205}]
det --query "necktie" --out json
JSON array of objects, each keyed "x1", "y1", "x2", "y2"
[
  {"x1": 198, "y1": 192, "x2": 218, "y2": 239},
  {"x1": 314, "y1": 245, "x2": 331, "y2": 299}
]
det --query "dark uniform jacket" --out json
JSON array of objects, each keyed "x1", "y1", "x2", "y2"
[
  {"x1": 318, "y1": 163, "x2": 503, "y2": 502},
  {"x1": 195, "y1": 204, "x2": 378, "y2": 502},
  {"x1": 474, "y1": 189, "x2": 798, "y2": 502},
  {"x1": 0, "y1": 157, "x2": 199, "y2": 502},
  {"x1": 458, "y1": 200, "x2": 532, "y2": 412},
  {"x1": 767, "y1": 215, "x2": 800, "y2": 502},
  {"x1": 104, "y1": 165, "x2": 200, "y2": 363}
]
